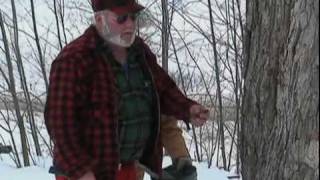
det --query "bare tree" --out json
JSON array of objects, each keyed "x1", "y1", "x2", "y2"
[
  {"x1": 11, "y1": 0, "x2": 42, "y2": 157},
  {"x1": 53, "y1": 0, "x2": 64, "y2": 49},
  {"x1": 0, "y1": 9, "x2": 30, "y2": 166},
  {"x1": 0, "y1": 97, "x2": 22, "y2": 167},
  {"x1": 161, "y1": 0, "x2": 169, "y2": 71},
  {"x1": 30, "y1": 0, "x2": 49, "y2": 90},
  {"x1": 207, "y1": 0, "x2": 227, "y2": 170}
]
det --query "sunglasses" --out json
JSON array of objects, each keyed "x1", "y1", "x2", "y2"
[{"x1": 116, "y1": 13, "x2": 139, "y2": 24}]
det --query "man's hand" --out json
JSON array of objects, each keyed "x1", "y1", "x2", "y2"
[
  {"x1": 78, "y1": 171, "x2": 95, "y2": 180},
  {"x1": 189, "y1": 104, "x2": 209, "y2": 127}
]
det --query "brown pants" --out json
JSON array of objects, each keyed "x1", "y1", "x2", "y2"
[{"x1": 137, "y1": 115, "x2": 189, "y2": 180}]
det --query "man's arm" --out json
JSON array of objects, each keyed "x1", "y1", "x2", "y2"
[
  {"x1": 143, "y1": 44, "x2": 207, "y2": 123},
  {"x1": 44, "y1": 58, "x2": 95, "y2": 180}
]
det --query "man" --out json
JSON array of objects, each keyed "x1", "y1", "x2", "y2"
[{"x1": 44, "y1": 0, "x2": 209, "y2": 180}]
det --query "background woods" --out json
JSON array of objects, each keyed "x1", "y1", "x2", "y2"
[{"x1": 0, "y1": 0, "x2": 318, "y2": 179}]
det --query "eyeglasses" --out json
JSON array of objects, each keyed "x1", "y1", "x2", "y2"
[{"x1": 116, "y1": 13, "x2": 139, "y2": 24}]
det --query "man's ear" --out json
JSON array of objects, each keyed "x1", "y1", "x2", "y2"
[
  {"x1": 94, "y1": 14, "x2": 103, "y2": 30},
  {"x1": 94, "y1": 14, "x2": 101, "y2": 24}
]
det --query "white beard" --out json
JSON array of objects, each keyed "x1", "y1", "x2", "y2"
[{"x1": 99, "y1": 19, "x2": 136, "y2": 47}]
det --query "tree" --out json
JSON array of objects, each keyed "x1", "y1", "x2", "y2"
[
  {"x1": 0, "y1": 9, "x2": 30, "y2": 166},
  {"x1": 241, "y1": 0, "x2": 319, "y2": 179}
]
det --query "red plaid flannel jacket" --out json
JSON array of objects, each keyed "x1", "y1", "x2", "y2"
[{"x1": 44, "y1": 26, "x2": 197, "y2": 180}]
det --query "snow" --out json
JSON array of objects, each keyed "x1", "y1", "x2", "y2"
[
  {"x1": 0, "y1": 164, "x2": 55, "y2": 180},
  {"x1": 0, "y1": 156, "x2": 234, "y2": 180}
]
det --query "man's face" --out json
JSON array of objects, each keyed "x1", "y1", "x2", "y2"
[{"x1": 95, "y1": 10, "x2": 137, "y2": 47}]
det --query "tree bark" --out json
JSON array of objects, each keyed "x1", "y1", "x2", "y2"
[
  {"x1": 241, "y1": 0, "x2": 319, "y2": 179},
  {"x1": 161, "y1": 0, "x2": 169, "y2": 72}
]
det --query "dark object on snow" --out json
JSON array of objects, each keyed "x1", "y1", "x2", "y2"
[
  {"x1": 227, "y1": 175, "x2": 241, "y2": 179},
  {"x1": 48, "y1": 166, "x2": 55, "y2": 174},
  {"x1": 0, "y1": 145, "x2": 12, "y2": 154},
  {"x1": 162, "y1": 163, "x2": 197, "y2": 180},
  {"x1": 49, "y1": 165, "x2": 68, "y2": 177}
]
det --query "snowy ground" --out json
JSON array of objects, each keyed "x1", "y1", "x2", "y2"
[{"x1": 0, "y1": 156, "x2": 235, "y2": 180}]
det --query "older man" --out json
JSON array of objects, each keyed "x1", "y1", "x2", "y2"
[{"x1": 44, "y1": 0, "x2": 209, "y2": 180}]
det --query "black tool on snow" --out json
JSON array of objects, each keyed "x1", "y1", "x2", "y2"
[{"x1": 162, "y1": 164, "x2": 197, "y2": 180}]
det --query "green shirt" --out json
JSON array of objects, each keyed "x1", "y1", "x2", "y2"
[{"x1": 110, "y1": 47, "x2": 155, "y2": 162}]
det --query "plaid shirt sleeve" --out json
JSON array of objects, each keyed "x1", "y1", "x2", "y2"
[
  {"x1": 44, "y1": 57, "x2": 96, "y2": 180},
  {"x1": 143, "y1": 44, "x2": 198, "y2": 122}
]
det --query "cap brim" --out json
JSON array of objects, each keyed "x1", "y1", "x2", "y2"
[{"x1": 111, "y1": 3, "x2": 145, "y2": 15}]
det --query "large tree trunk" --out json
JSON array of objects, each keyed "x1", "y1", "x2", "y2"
[{"x1": 241, "y1": 0, "x2": 319, "y2": 179}]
